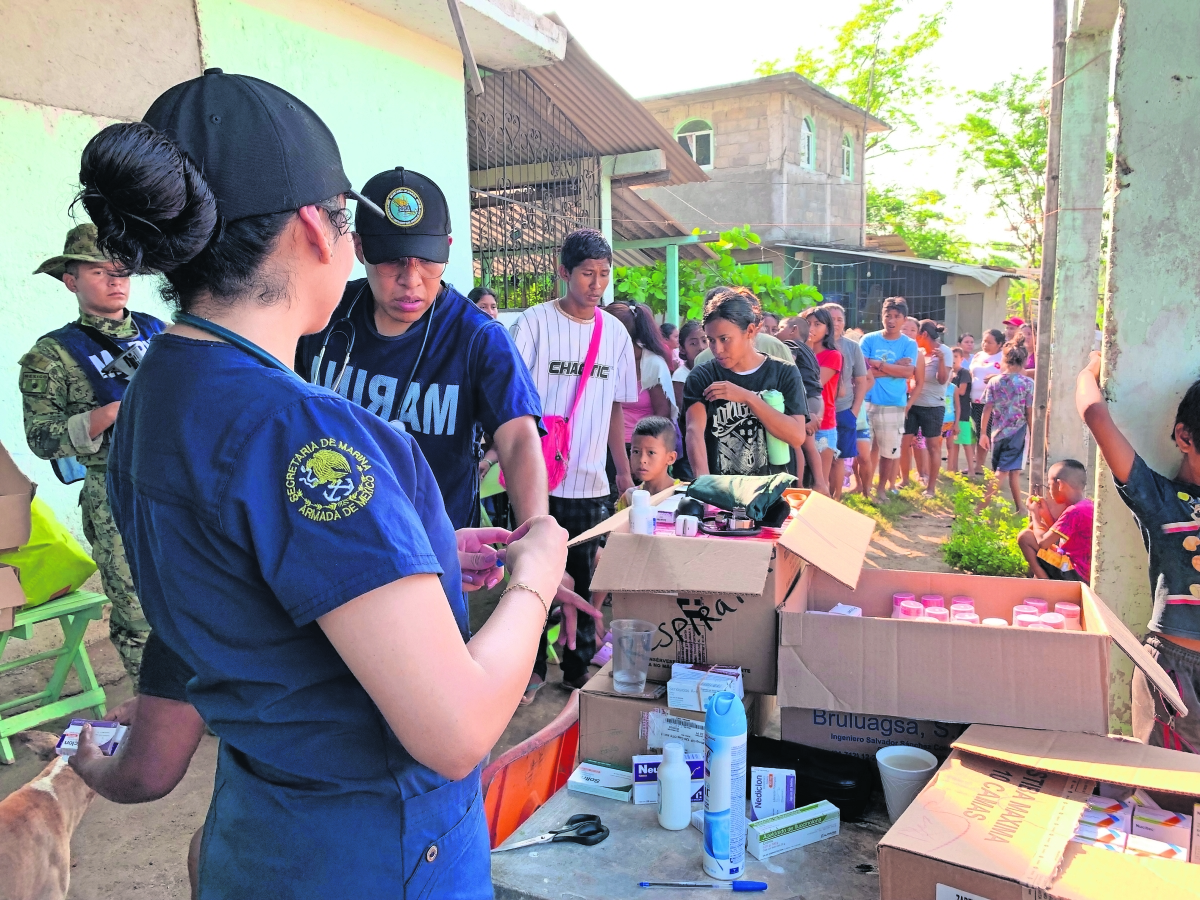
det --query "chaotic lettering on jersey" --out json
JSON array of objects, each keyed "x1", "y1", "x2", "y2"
[
  {"x1": 286, "y1": 439, "x2": 375, "y2": 522},
  {"x1": 547, "y1": 361, "x2": 611, "y2": 378}
]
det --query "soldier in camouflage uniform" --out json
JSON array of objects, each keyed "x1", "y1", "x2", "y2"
[{"x1": 19, "y1": 224, "x2": 166, "y2": 685}]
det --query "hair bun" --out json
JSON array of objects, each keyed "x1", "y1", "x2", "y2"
[{"x1": 77, "y1": 122, "x2": 218, "y2": 274}]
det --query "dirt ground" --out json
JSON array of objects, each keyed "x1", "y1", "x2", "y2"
[{"x1": 0, "y1": 491, "x2": 961, "y2": 898}]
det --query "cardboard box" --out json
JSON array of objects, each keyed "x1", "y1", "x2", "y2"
[
  {"x1": 777, "y1": 522, "x2": 1187, "y2": 731},
  {"x1": 0, "y1": 441, "x2": 34, "y2": 631},
  {"x1": 589, "y1": 491, "x2": 874, "y2": 694},
  {"x1": 879, "y1": 724, "x2": 1200, "y2": 900},
  {"x1": 579, "y1": 662, "x2": 758, "y2": 768},
  {"x1": 780, "y1": 706, "x2": 966, "y2": 762}
]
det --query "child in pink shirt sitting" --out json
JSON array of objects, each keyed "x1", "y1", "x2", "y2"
[{"x1": 1018, "y1": 459, "x2": 1094, "y2": 581}]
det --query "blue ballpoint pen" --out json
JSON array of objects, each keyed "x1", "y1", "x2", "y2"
[{"x1": 638, "y1": 882, "x2": 768, "y2": 892}]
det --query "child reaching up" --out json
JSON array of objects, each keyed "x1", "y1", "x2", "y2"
[
  {"x1": 1078, "y1": 352, "x2": 1200, "y2": 752},
  {"x1": 1018, "y1": 459, "x2": 1093, "y2": 582},
  {"x1": 979, "y1": 334, "x2": 1034, "y2": 513},
  {"x1": 684, "y1": 288, "x2": 807, "y2": 477},
  {"x1": 617, "y1": 416, "x2": 680, "y2": 510}
]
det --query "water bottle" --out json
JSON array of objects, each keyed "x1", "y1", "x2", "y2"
[
  {"x1": 629, "y1": 489, "x2": 656, "y2": 535},
  {"x1": 759, "y1": 390, "x2": 792, "y2": 465},
  {"x1": 657, "y1": 742, "x2": 692, "y2": 831},
  {"x1": 703, "y1": 692, "x2": 747, "y2": 880}
]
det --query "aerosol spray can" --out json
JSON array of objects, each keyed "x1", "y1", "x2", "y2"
[{"x1": 703, "y1": 692, "x2": 747, "y2": 880}]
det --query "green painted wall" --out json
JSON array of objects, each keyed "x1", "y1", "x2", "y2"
[
  {"x1": 0, "y1": 100, "x2": 173, "y2": 536},
  {"x1": 196, "y1": 0, "x2": 472, "y2": 288}
]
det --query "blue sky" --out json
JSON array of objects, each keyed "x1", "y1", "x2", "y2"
[{"x1": 539, "y1": 0, "x2": 1055, "y2": 250}]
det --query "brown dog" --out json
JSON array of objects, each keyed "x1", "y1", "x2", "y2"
[{"x1": 0, "y1": 732, "x2": 96, "y2": 900}]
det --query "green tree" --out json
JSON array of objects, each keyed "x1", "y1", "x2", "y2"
[
  {"x1": 757, "y1": 0, "x2": 948, "y2": 156},
  {"x1": 613, "y1": 226, "x2": 822, "y2": 321},
  {"x1": 866, "y1": 185, "x2": 971, "y2": 261},
  {"x1": 953, "y1": 71, "x2": 1049, "y2": 270}
]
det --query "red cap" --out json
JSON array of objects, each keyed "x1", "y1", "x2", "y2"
[{"x1": 1003, "y1": 316, "x2": 1025, "y2": 326}]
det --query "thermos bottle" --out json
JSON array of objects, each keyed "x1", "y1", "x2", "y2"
[
  {"x1": 703, "y1": 692, "x2": 747, "y2": 880},
  {"x1": 759, "y1": 390, "x2": 792, "y2": 465}
]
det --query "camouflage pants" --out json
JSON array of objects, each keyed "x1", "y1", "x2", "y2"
[{"x1": 81, "y1": 467, "x2": 148, "y2": 685}]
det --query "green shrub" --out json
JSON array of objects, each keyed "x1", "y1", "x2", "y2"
[{"x1": 941, "y1": 474, "x2": 1028, "y2": 577}]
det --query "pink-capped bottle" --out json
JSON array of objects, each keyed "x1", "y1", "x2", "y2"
[
  {"x1": 1012, "y1": 604, "x2": 1038, "y2": 625},
  {"x1": 1039, "y1": 612, "x2": 1066, "y2": 630},
  {"x1": 1015, "y1": 613, "x2": 1041, "y2": 628},
  {"x1": 951, "y1": 596, "x2": 974, "y2": 609},
  {"x1": 892, "y1": 592, "x2": 916, "y2": 620},
  {"x1": 952, "y1": 612, "x2": 980, "y2": 625},
  {"x1": 924, "y1": 606, "x2": 950, "y2": 623},
  {"x1": 1023, "y1": 598, "x2": 1048, "y2": 616},
  {"x1": 920, "y1": 594, "x2": 945, "y2": 609},
  {"x1": 898, "y1": 600, "x2": 924, "y2": 620},
  {"x1": 1055, "y1": 602, "x2": 1082, "y2": 631},
  {"x1": 1027, "y1": 623, "x2": 1054, "y2": 631},
  {"x1": 982, "y1": 618, "x2": 1009, "y2": 627},
  {"x1": 950, "y1": 602, "x2": 975, "y2": 619}
]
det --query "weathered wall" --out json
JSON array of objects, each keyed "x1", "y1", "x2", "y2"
[
  {"x1": 1, "y1": 0, "x2": 472, "y2": 540},
  {"x1": 641, "y1": 87, "x2": 865, "y2": 246},
  {"x1": 1093, "y1": 0, "x2": 1200, "y2": 731}
]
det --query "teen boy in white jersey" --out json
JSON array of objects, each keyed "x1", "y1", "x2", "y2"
[{"x1": 511, "y1": 230, "x2": 637, "y2": 696}]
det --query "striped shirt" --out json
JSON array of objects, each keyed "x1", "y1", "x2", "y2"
[{"x1": 511, "y1": 301, "x2": 638, "y2": 499}]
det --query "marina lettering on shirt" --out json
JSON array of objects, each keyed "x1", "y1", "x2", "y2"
[{"x1": 307, "y1": 360, "x2": 460, "y2": 436}]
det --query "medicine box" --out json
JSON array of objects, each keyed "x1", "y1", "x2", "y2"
[
  {"x1": 567, "y1": 760, "x2": 632, "y2": 802},
  {"x1": 666, "y1": 664, "x2": 744, "y2": 712},
  {"x1": 56, "y1": 719, "x2": 127, "y2": 757},
  {"x1": 1130, "y1": 807, "x2": 1192, "y2": 847},
  {"x1": 1078, "y1": 806, "x2": 1131, "y2": 832},
  {"x1": 631, "y1": 752, "x2": 704, "y2": 805},
  {"x1": 1125, "y1": 834, "x2": 1188, "y2": 859},
  {"x1": 746, "y1": 799, "x2": 840, "y2": 860},
  {"x1": 749, "y1": 767, "x2": 796, "y2": 821}
]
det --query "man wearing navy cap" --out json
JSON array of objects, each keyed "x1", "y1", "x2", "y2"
[{"x1": 298, "y1": 168, "x2": 546, "y2": 532}]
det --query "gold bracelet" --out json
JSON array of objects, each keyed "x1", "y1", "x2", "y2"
[{"x1": 501, "y1": 581, "x2": 550, "y2": 622}]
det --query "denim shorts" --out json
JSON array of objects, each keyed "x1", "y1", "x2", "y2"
[
  {"x1": 814, "y1": 428, "x2": 840, "y2": 458},
  {"x1": 835, "y1": 408, "x2": 859, "y2": 458},
  {"x1": 991, "y1": 427, "x2": 1027, "y2": 472}
]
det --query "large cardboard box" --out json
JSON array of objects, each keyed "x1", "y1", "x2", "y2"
[
  {"x1": 0, "y1": 442, "x2": 34, "y2": 631},
  {"x1": 780, "y1": 706, "x2": 966, "y2": 762},
  {"x1": 776, "y1": 506, "x2": 1186, "y2": 732},
  {"x1": 579, "y1": 662, "x2": 758, "y2": 768},
  {"x1": 879, "y1": 724, "x2": 1200, "y2": 900},
  {"x1": 589, "y1": 491, "x2": 875, "y2": 694}
]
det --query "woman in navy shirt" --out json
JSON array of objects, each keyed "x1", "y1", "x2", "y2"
[{"x1": 81, "y1": 71, "x2": 568, "y2": 898}]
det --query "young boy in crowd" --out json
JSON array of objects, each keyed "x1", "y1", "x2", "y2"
[
  {"x1": 946, "y1": 346, "x2": 974, "y2": 476},
  {"x1": 618, "y1": 416, "x2": 679, "y2": 510},
  {"x1": 1078, "y1": 352, "x2": 1200, "y2": 752},
  {"x1": 1018, "y1": 459, "x2": 1093, "y2": 582}
]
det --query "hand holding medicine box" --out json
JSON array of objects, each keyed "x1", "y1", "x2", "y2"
[
  {"x1": 56, "y1": 719, "x2": 127, "y2": 757},
  {"x1": 666, "y1": 663, "x2": 744, "y2": 712}
]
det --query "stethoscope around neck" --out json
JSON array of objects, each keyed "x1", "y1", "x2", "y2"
[{"x1": 174, "y1": 283, "x2": 436, "y2": 403}]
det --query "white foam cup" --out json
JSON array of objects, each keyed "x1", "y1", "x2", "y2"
[{"x1": 876, "y1": 746, "x2": 939, "y2": 823}]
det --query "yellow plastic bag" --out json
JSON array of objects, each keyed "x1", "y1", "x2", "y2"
[{"x1": 0, "y1": 497, "x2": 96, "y2": 607}]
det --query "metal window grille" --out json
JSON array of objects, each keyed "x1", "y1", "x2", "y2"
[
  {"x1": 811, "y1": 255, "x2": 948, "y2": 328},
  {"x1": 467, "y1": 70, "x2": 601, "y2": 309}
]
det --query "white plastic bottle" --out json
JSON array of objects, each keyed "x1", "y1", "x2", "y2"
[
  {"x1": 657, "y1": 742, "x2": 692, "y2": 831},
  {"x1": 629, "y1": 489, "x2": 656, "y2": 535}
]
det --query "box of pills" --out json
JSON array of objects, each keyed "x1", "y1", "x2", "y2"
[
  {"x1": 1085, "y1": 795, "x2": 1127, "y2": 816},
  {"x1": 1124, "y1": 833, "x2": 1188, "y2": 859},
  {"x1": 55, "y1": 720, "x2": 127, "y2": 757},
  {"x1": 746, "y1": 800, "x2": 840, "y2": 860},
  {"x1": 1069, "y1": 833, "x2": 1125, "y2": 852},
  {"x1": 750, "y1": 767, "x2": 796, "y2": 821},
  {"x1": 1072, "y1": 824, "x2": 1127, "y2": 847},
  {"x1": 1130, "y1": 807, "x2": 1192, "y2": 848},
  {"x1": 567, "y1": 760, "x2": 632, "y2": 802},
  {"x1": 1079, "y1": 805, "x2": 1131, "y2": 832},
  {"x1": 630, "y1": 752, "x2": 705, "y2": 805},
  {"x1": 666, "y1": 664, "x2": 744, "y2": 712}
]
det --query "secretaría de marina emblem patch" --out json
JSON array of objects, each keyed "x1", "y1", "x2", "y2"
[
  {"x1": 286, "y1": 440, "x2": 375, "y2": 522},
  {"x1": 385, "y1": 187, "x2": 423, "y2": 227}
]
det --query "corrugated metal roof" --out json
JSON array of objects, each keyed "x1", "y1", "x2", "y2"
[
  {"x1": 611, "y1": 187, "x2": 716, "y2": 263},
  {"x1": 778, "y1": 243, "x2": 1024, "y2": 289},
  {"x1": 524, "y1": 15, "x2": 709, "y2": 188}
]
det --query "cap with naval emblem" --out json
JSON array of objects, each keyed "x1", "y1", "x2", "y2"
[
  {"x1": 142, "y1": 68, "x2": 383, "y2": 223},
  {"x1": 355, "y1": 168, "x2": 451, "y2": 264}
]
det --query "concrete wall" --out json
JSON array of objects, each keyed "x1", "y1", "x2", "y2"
[
  {"x1": 0, "y1": 0, "x2": 472, "y2": 541},
  {"x1": 1092, "y1": 0, "x2": 1200, "y2": 732},
  {"x1": 640, "y1": 86, "x2": 866, "y2": 247}
]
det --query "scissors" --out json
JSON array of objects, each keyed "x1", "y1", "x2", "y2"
[{"x1": 491, "y1": 814, "x2": 609, "y2": 852}]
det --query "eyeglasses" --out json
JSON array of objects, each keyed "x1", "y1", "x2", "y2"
[{"x1": 374, "y1": 257, "x2": 447, "y2": 279}]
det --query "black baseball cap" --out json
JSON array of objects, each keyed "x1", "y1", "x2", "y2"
[
  {"x1": 355, "y1": 168, "x2": 451, "y2": 264},
  {"x1": 142, "y1": 68, "x2": 382, "y2": 223}
]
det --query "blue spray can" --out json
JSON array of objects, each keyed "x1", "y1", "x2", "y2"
[{"x1": 703, "y1": 692, "x2": 747, "y2": 880}]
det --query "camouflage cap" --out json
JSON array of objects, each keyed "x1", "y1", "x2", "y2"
[{"x1": 34, "y1": 224, "x2": 112, "y2": 281}]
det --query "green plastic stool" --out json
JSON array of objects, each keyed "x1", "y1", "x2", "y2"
[{"x1": 0, "y1": 590, "x2": 109, "y2": 764}]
